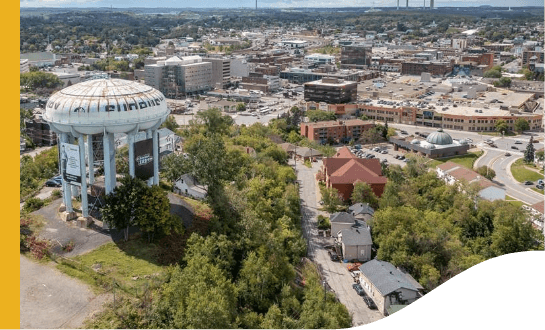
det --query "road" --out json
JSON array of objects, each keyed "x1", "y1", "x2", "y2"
[
  {"x1": 293, "y1": 158, "x2": 383, "y2": 326},
  {"x1": 21, "y1": 255, "x2": 111, "y2": 328}
]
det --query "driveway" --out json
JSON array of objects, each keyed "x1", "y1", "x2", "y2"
[
  {"x1": 294, "y1": 159, "x2": 383, "y2": 326},
  {"x1": 20, "y1": 255, "x2": 112, "y2": 329}
]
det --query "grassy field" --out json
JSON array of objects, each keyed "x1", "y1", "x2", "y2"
[
  {"x1": 505, "y1": 195, "x2": 526, "y2": 208},
  {"x1": 510, "y1": 158, "x2": 544, "y2": 183},
  {"x1": 56, "y1": 239, "x2": 166, "y2": 295},
  {"x1": 426, "y1": 151, "x2": 484, "y2": 169}
]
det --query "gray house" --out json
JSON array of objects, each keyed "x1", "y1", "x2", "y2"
[
  {"x1": 349, "y1": 203, "x2": 374, "y2": 222},
  {"x1": 337, "y1": 225, "x2": 372, "y2": 262},
  {"x1": 330, "y1": 212, "x2": 358, "y2": 238},
  {"x1": 358, "y1": 260, "x2": 423, "y2": 316}
]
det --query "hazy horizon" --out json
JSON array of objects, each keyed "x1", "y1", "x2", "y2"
[{"x1": 19, "y1": 0, "x2": 545, "y2": 9}]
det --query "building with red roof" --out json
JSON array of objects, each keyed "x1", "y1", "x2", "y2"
[{"x1": 322, "y1": 148, "x2": 387, "y2": 201}]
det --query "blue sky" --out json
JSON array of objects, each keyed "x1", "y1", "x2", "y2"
[{"x1": 19, "y1": 0, "x2": 545, "y2": 8}]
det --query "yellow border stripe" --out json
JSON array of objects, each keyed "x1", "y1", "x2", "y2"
[{"x1": 4, "y1": 1, "x2": 20, "y2": 328}]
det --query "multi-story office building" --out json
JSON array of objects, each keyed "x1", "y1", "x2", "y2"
[
  {"x1": 340, "y1": 44, "x2": 372, "y2": 69},
  {"x1": 144, "y1": 56, "x2": 213, "y2": 99},
  {"x1": 401, "y1": 61, "x2": 453, "y2": 76},
  {"x1": 305, "y1": 54, "x2": 336, "y2": 66},
  {"x1": 304, "y1": 78, "x2": 357, "y2": 104},
  {"x1": 202, "y1": 57, "x2": 231, "y2": 89},
  {"x1": 240, "y1": 73, "x2": 281, "y2": 93},
  {"x1": 25, "y1": 118, "x2": 57, "y2": 147},
  {"x1": 300, "y1": 119, "x2": 375, "y2": 144},
  {"x1": 522, "y1": 51, "x2": 545, "y2": 66}
]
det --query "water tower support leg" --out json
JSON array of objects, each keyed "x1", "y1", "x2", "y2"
[
  {"x1": 128, "y1": 133, "x2": 135, "y2": 178},
  {"x1": 79, "y1": 136, "x2": 89, "y2": 217},
  {"x1": 87, "y1": 135, "x2": 94, "y2": 185},
  {"x1": 103, "y1": 132, "x2": 113, "y2": 194},
  {"x1": 153, "y1": 129, "x2": 159, "y2": 185},
  {"x1": 60, "y1": 133, "x2": 73, "y2": 212}
]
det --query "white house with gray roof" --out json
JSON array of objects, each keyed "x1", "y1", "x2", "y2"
[
  {"x1": 337, "y1": 225, "x2": 372, "y2": 261},
  {"x1": 330, "y1": 212, "x2": 358, "y2": 238},
  {"x1": 358, "y1": 260, "x2": 423, "y2": 316}
]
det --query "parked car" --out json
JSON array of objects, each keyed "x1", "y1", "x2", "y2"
[
  {"x1": 352, "y1": 283, "x2": 365, "y2": 296},
  {"x1": 403, "y1": 158, "x2": 409, "y2": 163},
  {"x1": 536, "y1": 184, "x2": 544, "y2": 190},
  {"x1": 490, "y1": 144, "x2": 498, "y2": 148},
  {"x1": 380, "y1": 150, "x2": 388, "y2": 154},
  {"x1": 515, "y1": 140, "x2": 522, "y2": 144},
  {"x1": 524, "y1": 181, "x2": 533, "y2": 185},
  {"x1": 399, "y1": 155, "x2": 405, "y2": 160},
  {"x1": 511, "y1": 146, "x2": 519, "y2": 150},
  {"x1": 400, "y1": 130, "x2": 408, "y2": 135},
  {"x1": 505, "y1": 153, "x2": 511, "y2": 157},
  {"x1": 328, "y1": 250, "x2": 339, "y2": 261},
  {"x1": 45, "y1": 179, "x2": 62, "y2": 187},
  {"x1": 362, "y1": 296, "x2": 377, "y2": 309},
  {"x1": 538, "y1": 179, "x2": 544, "y2": 186}
]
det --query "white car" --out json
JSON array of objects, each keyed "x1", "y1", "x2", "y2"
[{"x1": 380, "y1": 150, "x2": 388, "y2": 154}]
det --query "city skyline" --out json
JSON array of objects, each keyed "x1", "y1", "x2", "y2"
[{"x1": 20, "y1": 0, "x2": 545, "y2": 9}]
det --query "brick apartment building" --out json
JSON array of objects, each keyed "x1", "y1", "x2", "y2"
[
  {"x1": 401, "y1": 61, "x2": 453, "y2": 76},
  {"x1": 322, "y1": 147, "x2": 387, "y2": 201},
  {"x1": 300, "y1": 119, "x2": 375, "y2": 144},
  {"x1": 461, "y1": 53, "x2": 495, "y2": 70}
]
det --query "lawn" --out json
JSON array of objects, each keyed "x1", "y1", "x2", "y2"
[
  {"x1": 55, "y1": 238, "x2": 166, "y2": 295},
  {"x1": 505, "y1": 195, "x2": 527, "y2": 208},
  {"x1": 426, "y1": 151, "x2": 484, "y2": 169},
  {"x1": 510, "y1": 158, "x2": 544, "y2": 183}
]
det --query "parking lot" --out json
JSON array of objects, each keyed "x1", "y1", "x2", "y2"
[{"x1": 349, "y1": 143, "x2": 409, "y2": 168}]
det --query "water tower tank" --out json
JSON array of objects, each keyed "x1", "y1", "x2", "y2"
[{"x1": 43, "y1": 78, "x2": 169, "y2": 135}]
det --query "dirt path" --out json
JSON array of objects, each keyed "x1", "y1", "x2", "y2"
[{"x1": 20, "y1": 255, "x2": 112, "y2": 329}]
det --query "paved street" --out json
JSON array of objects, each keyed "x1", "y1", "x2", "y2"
[
  {"x1": 21, "y1": 255, "x2": 111, "y2": 329},
  {"x1": 293, "y1": 159, "x2": 383, "y2": 327}
]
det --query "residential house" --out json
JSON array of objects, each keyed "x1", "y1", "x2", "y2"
[
  {"x1": 358, "y1": 260, "x2": 423, "y2": 316},
  {"x1": 174, "y1": 174, "x2": 207, "y2": 200},
  {"x1": 349, "y1": 202, "x2": 375, "y2": 222},
  {"x1": 322, "y1": 157, "x2": 387, "y2": 201},
  {"x1": 330, "y1": 212, "x2": 359, "y2": 238},
  {"x1": 337, "y1": 224, "x2": 373, "y2": 262},
  {"x1": 295, "y1": 147, "x2": 322, "y2": 162},
  {"x1": 279, "y1": 142, "x2": 297, "y2": 158},
  {"x1": 436, "y1": 161, "x2": 505, "y2": 201}
]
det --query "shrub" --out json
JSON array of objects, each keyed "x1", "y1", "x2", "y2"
[
  {"x1": 317, "y1": 215, "x2": 331, "y2": 230},
  {"x1": 25, "y1": 235, "x2": 50, "y2": 260},
  {"x1": 51, "y1": 189, "x2": 62, "y2": 199},
  {"x1": 23, "y1": 197, "x2": 45, "y2": 212}
]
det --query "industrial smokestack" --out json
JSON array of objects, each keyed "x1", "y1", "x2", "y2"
[
  {"x1": 256, "y1": 0, "x2": 257, "y2": 10},
  {"x1": 406, "y1": 0, "x2": 409, "y2": 9},
  {"x1": 397, "y1": 0, "x2": 399, "y2": 10},
  {"x1": 430, "y1": 0, "x2": 434, "y2": 9}
]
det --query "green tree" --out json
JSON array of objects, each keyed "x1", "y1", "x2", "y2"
[
  {"x1": 483, "y1": 66, "x2": 502, "y2": 78},
  {"x1": 536, "y1": 150, "x2": 544, "y2": 162},
  {"x1": 135, "y1": 185, "x2": 182, "y2": 242},
  {"x1": 514, "y1": 118, "x2": 529, "y2": 133},
  {"x1": 102, "y1": 175, "x2": 147, "y2": 241},
  {"x1": 155, "y1": 256, "x2": 237, "y2": 328},
  {"x1": 160, "y1": 115, "x2": 179, "y2": 132},
  {"x1": 476, "y1": 166, "x2": 496, "y2": 180},
  {"x1": 321, "y1": 186, "x2": 343, "y2": 213},
  {"x1": 160, "y1": 153, "x2": 190, "y2": 185},
  {"x1": 192, "y1": 107, "x2": 234, "y2": 137},
  {"x1": 236, "y1": 103, "x2": 246, "y2": 112},
  {"x1": 493, "y1": 77, "x2": 511, "y2": 87},
  {"x1": 360, "y1": 126, "x2": 381, "y2": 146},
  {"x1": 382, "y1": 121, "x2": 389, "y2": 139},
  {"x1": 494, "y1": 119, "x2": 509, "y2": 134},
  {"x1": 351, "y1": 182, "x2": 379, "y2": 209},
  {"x1": 306, "y1": 110, "x2": 336, "y2": 122},
  {"x1": 524, "y1": 136, "x2": 536, "y2": 163},
  {"x1": 20, "y1": 71, "x2": 63, "y2": 90}
]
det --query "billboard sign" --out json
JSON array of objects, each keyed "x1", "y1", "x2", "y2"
[
  {"x1": 135, "y1": 138, "x2": 154, "y2": 180},
  {"x1": 61, "y1": 142, "x2": 81, "y2": 184}
]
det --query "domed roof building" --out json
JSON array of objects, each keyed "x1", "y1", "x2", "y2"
[
  {"x1": 426, "y1": 128, "x2": 453, "y2": 145},
  {"x1": 389, "y1": 128, "x2": 470, "y2": 159}
]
